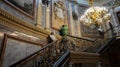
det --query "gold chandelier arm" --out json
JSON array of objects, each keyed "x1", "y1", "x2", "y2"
[
  {"x1": 89, "y1": 0, "x2": 93, "y2": 6},
  {"x1": 80, "y1": 7, "x2": 111, "y2": 27}
]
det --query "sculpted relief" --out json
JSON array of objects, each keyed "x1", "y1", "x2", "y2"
[
  {"x1": 52, "y1": 1, "x2": 67, "y2": 30},
  {"x1": 54, "y1": 1, "x2": 65, "y2": 20}
]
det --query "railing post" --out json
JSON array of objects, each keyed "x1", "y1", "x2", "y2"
[
  {"x1": 69, "y1": 62, "x2": 73, "y2": 67},
  {"x1": 96, "y1": 61, "x2": 101, "y2": 67}
]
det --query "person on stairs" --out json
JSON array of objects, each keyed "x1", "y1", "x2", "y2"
[{"x1": 47, "y1": 32, "x2": 57, "y2": 44}]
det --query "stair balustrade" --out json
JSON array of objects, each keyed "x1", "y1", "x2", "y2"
[
  {"x1": 66, "y1": 26, "x2": 120, "y2": 53},
  {"x1": 10, "y1": 26, "x2": 120, "y2": 67},
  {"x1": 10, "y1": 40, "x2": 69, "y2": 67}
]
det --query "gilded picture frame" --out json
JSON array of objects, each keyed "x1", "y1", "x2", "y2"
[{"x1": 4, "y1": 0, "x2": 35, "y2": 18}]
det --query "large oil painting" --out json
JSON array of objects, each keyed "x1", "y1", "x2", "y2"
[{"x1": 4, "y1": 0, "x2": 35, "y2": 18}]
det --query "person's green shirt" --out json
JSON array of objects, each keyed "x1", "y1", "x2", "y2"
[{"x1": 61, "y1": 25, "x2": 68, "y2": 36}]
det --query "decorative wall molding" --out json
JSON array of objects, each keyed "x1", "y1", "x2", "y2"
[
  {"x1": 68, "y1": 0, "x2": 78, "y2": 4},
  {"x1": 0, "y1": 8, "x2": 50, "y2": 38}
]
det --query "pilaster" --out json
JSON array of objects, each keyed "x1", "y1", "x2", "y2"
[
  {"x1": 74, "y1": 4, "x2": 80, "y2": 36},
  {"x1": 36, "y1": 1, "x2": 42, "y2": 28},
  {"x1": 69, "y1": 2, "x2": 75, "y2": 35},
  {"x1": 46, "y1": 6, "x2": 50, "y2": 29}
]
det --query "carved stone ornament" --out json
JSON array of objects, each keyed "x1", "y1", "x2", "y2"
[
  {"x1": 53, "y1": 1, "x2": 65, "y2": 21},
  {"x1": 52, "y1": 1, "x2": 67, "y2": 30}
]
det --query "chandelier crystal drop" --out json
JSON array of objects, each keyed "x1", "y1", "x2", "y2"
[{"x1": 80, "y1": 6, "x2": 111, "y2": 27}]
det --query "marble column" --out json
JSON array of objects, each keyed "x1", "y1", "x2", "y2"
[
  {"x1": 111, "y1": 7, "x2": 120, "y2": 35},
  {"x1": 69, "y1": 62, "x2": 73, "y2": 67},
  {"x1": 69, "y1": 2, "x2": 75, "y2": 35},
  {"x1": 46, "y1": 6, "x2": 50, "y2": 29},
  {"x1": 96, "y1": 62, "x2": 101, "y2": 67},
  {"x1": 74, "y1": 4, "x2": 81, "y2": 36}
]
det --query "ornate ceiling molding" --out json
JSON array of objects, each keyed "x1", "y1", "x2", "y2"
[{"x1": 0, "y1": 8, "x2": 49, "y2": 38}]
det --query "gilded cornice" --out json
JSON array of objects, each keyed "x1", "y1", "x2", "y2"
[
  {"x1": 68, "y1": 0, "x2": 89, "y2": 7},
  {"x1": 0, "y1": 8, "x2": 50, "y2": 38},
  {"x1": 68, "y1": 0, "x2": 78, "y2": 4}
]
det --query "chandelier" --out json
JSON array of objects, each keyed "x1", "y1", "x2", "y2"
[{"x1": 80, "y1": 0, "x2": 111, "y2": 27}]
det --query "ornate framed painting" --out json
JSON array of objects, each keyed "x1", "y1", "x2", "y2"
[
  {"x1": 52, "y1": 0, "x2": 67, "y2": 30},
  {"x1": 4, "y1": 0, "x2": 36, "y2": 18}
]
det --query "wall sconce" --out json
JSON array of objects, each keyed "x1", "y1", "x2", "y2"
[{"x1": 42, "y1": 0, "x2": 51, "y2": 7}]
